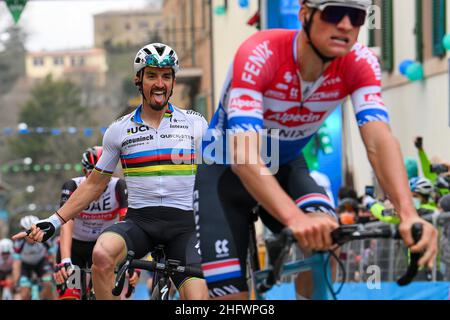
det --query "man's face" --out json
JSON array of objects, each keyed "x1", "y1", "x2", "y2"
[
  {"x1": 141, "y1": 67, "x2": 175, "y2": 111},
  {"x1": 302, "y1": 6, "x2": 361, "y2": 57}
]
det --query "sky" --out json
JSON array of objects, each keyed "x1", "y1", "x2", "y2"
[{"x1": 0, "y1": 0, "x2": 161, "y2": 51}]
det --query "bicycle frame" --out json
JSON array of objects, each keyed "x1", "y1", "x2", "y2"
[
  {"x1": 253, "y1": 252, "x2": 333, "y2": 300},
  {"x1": 148, "y1": 245, "x2": 172, "y2": 300},
  {"x1": 247, "y1": 207, "x2": 334, "y2": 300}
]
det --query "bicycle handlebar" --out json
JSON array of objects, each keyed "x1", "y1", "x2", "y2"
[
  {"x1": 112, "y1": 251, "x2": 204, "y2": 297},
  {"x1": 259, "y1": 222, "x2": 424, "y2": 293}
]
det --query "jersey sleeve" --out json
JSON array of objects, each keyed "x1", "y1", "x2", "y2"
[
  {"x1": 94, "y1": 123, "x2": 121, "y2": 176},
  {"x1": 345, "y1": 43, "x2": 390, "y2": 127},
  {"x1": 60, "y1": 180, "x2": 77, "y2": 207},
  {"x1": 226, "y1": 31, "x2": 277, "y2": 132}
]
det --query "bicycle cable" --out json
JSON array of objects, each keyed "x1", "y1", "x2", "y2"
[{"x1": 324, "y1": 246, "x2": 346, "y2": 300}]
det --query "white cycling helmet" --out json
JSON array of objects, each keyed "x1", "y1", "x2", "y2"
[
  {"x1": 20, "y1": 215, "x2": 39, "y2": 230},
  {"x1": 304, "y1": 0, "x2": 372, "y2": 11},
  {"x1": 133, "y1": 43, "x2": 180, "y2": 75},
  {"x1": 409, "y1": 177, "x2": 434, "y2": 196},
  {"x1": 0, "y1": 238, "x2": 13, "y2": 254}
]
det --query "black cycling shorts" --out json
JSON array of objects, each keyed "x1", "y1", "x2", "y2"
[
  {"x1": 56, "y1": 239, "x2": 96, "y2": 269},
  {"x1": 102, "y1": 206, "x2": 201, "y2": 289},
  {"x1": 21, "y1": 258, "x2": 53, "y2": 280},
  {"x1": 194, "y1": 155, "x2": 337, "y2": 297}
]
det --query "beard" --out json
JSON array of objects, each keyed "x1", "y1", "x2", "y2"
[
  {"x1": 145, "y1": 87, "x2": 173, "y2": 111},
  {"x1": 149, "y1": 99, "x2": 169, "y2": 111}
]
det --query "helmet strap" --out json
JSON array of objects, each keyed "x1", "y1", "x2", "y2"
[{"x1": 303, "y1": 8, "x2": 336, "y2": 64}]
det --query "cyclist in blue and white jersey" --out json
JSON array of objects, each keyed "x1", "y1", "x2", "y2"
[{"x1": 15, "y1": 43, "x2": 209, "y2": 300}]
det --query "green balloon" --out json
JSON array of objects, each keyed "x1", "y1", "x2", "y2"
[
  {"x1": 443, "y1": 34, "x2": 450, "y2": 50},
  {"x1": 404, "y1": 157, "x2": 418, "y2": 179},
  {"x1": 214, "y1": 5, "x2": 226, "y2": 15},
  {"x1": 406, "y1": 63, "x2": 424, "y2": 81}
]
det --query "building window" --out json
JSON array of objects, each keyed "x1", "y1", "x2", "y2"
[
  {"x1": 381, "y1": 0, "x2": 394, "y2": 72},
  {"x1": 416, "y1": 0, "x2": 424, "y2": 62},
  {"x1": 432, "y1": 0, "x2": 446, "y2": 57},
  {"x1": 416, "y1": 0, "x2": 445, "y2": 61},
  {"x1": 33, "y1": 57, "x2": 44, "y2": 66},
  {"x1": 53, "y1": 57, "x2": 64, "y2": 65},
  {"x1": 368, "y1": 0, "x2": 393, "y2": 72}
]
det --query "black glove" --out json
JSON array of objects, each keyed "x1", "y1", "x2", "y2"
[{"x1": 27, "y1": 214, "x2": 61, "y2": 242}]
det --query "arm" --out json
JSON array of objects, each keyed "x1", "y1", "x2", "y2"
[
  {"x1": 230, "y1": 132, "x2": 338, "y2": 251},
  {"x1": 230, "y1": 134, "x2": 301, "y2": 225},
  {"x1": 415, "y1": 137, "x2": 437, "y2": 182},
  {"x1": 59, "y1": 219, "x2": 74, "y2": 260},
  {"x1": 57, "y1": 171, "x2": 111, "y2": 222},
  {"x1": 360, "y1": 122, "x2": 437, "y2": 267},
  {"x1": 360, "y1": 122, "x2": 415, "y2": 220},
  {"x1": 13, "y1": 172, "x2": 111, "y2": 243}
]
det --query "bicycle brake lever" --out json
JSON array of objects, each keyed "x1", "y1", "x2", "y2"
[
  {"x1": 125, "y1": 268, "x2": 135, "y2": 299},
  {"x1": 397, "y1": 223, "x2": 423, "y2": 286},
  {"x1": 112, "y1": 250, "x2": 135, "y2": 296}
]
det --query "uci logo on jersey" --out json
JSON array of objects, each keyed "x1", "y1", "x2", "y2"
[{"x1": 127, "y1": 125, "x2": 150, "y2": 135}]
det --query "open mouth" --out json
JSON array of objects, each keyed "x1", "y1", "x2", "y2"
[
  {"x1": 330, "y1": 36, "x2": 350, "y2": 44},
  {"x1": 151, "y1": 90, "x2": 166, "y2": 104}
]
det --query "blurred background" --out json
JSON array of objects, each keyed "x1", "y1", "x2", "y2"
[{"x1": 1, "y1": 0, "x2": 450, "y2": 299}]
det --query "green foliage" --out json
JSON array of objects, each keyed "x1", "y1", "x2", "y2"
[
  {"x1": 0, "y1": 25, "x2": 26, "y2": 94},
  {"x1": 4, "y1": 76, "x2": 101, "y2": 220}
]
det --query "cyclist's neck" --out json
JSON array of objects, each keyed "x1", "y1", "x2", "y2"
[
  {"x1": 296, "y1": 31, "x2": 331, "y2": 82},
  {"x1": 141, "y1": 102, "x2": 168, "y2": 129}
]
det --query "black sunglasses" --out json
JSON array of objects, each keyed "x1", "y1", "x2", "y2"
[{"x1": 320, "y1": 6, "x2": 367, "y2": 27}]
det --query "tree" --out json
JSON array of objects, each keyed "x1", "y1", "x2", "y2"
[
  {"x1": 4, "y1": 75, "x2": 100, "y2": 221},
  {"x1": 0, "y1": 25, "x2": 26, "y2": 94}
]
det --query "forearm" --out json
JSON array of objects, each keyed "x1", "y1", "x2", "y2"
[
  {"x1": 57, "y1": 174, "x2": 108, "y2": 222},
  {"x1": 59, "y1": 220, "x2": 74, "y2": 259},
  {"x1": 365, "y1": 130, "x2": 416, "y2": 219},
  {"x1": 231, "y1": 161, "x2": 303, "y2": 226}
]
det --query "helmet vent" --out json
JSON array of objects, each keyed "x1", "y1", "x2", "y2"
[{"x1": 155, "y1": 45, "x2": 166, "y2": 56}]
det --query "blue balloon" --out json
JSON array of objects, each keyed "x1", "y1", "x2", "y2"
[
  {"x1": 399, "y1": 59, "x2": 414, "y2": 76},
  {"x1": 238, "y1": 0, "x2": 249, "y2": 8}
]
